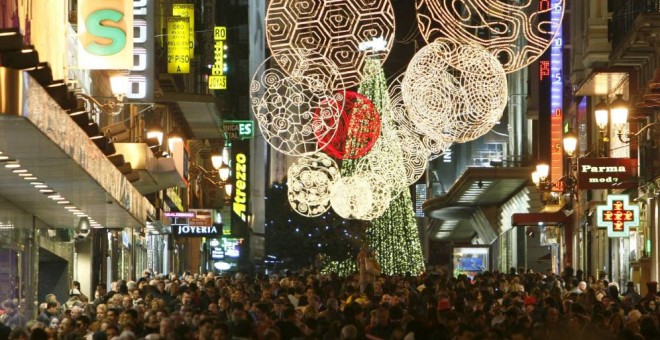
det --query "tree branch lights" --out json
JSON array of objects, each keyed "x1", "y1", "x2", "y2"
[
  {"x1": 250, "y1": 54, "x2": 345, "y2": 156},
  {"x1": 416, "y1": 0, "x2": 565, "y2": 73},
  {"x1": 314, "y1": 91, "x2": 381, "y2": 160},
  {"x1": 330, "y1": 175, "x2": 374, "y2": 219},
  {"x1": 288, "y1": 153, "x2": 341, "y2": 217},
  {"x1": 402, "y1": 41, "x2": 508, "y2": 144},
  {"x1": 266, "y1": 0, "x2": 395, "y2": 89}
]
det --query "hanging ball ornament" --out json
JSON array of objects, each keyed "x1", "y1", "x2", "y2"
[
  {"x1": 314, "y1": 91, "x2": 381, "y2": 160},
  {"x1": 388, "y1": 73, "x2": 452, "y2": 160},
  {"x1": 266, "y1": 0, "x2": 395, "y2": 89},
  {"x1": 415, "y1": 0, "x2": 565, "y2": 73},
  {"x1": 250, "y1": 52, "x2": 345, "y2": 156},
  {"x1": 355, "y1": 173, "x2": 392, "y2": 221},
  {"x1": 330, "y1": 175, "x2": 374, "y2": 219},
  {"x1": 287, "y1": 152, "x2": 341, "y2": 217},
  {"x1": 402, "y1": 40, "x2": 507, "y2": 144}
]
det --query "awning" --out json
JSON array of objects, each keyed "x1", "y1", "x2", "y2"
[
  {"x1": 0, "y1": 67, "x2": 154, "y2": 228},
  {"x1": 160, "y1": 91, "x2": 223, "y2": 139},
  {"x1": 423, "y1": 167, "x2": 543, "y2": 242},
  {"x1": 512, "y1": 209, "x2": 572, "y2": 226}
]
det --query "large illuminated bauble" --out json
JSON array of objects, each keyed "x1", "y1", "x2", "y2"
[
  {"x1": 402, "y1": 40, "x2": 507, "y2": 144},
  {"x1": 330, "y1": 175, "x2": 373, "y2": 219},
  {"x1": 389, "y1": 74, "x2": 452, "y2": 160},
  {"x1": 398, "y1": 129, "x2": 430, "y2": 186},
  {"x1": 250, "y1": 54, "x2": 344, "y2": 156},
  {"x1": 314, "y1": 91, "x2": 381, "y2": 160},
  {"x1": 355, "y1": 128, "x2": 407, "y2": 200},
  {"x1": 355, "y1": 173, "x2": 391, "y2": 221},
  {"x1": 266, "y1": 0, "x2": 395, "y2": 89},
  {"x1": 287, "y1": 153, "x2": 341, "y2": 217},
  {"x1": 416, "y1": 0, "x2": 564, "y2": 73}
]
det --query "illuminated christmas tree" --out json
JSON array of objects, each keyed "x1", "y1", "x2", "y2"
[{"x1": 354, "y1": 59, "x2": 425, "y2": 275}]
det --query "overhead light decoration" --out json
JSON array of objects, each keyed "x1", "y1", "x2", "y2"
[
  {"x1": 389, "y1": 74, "x2": 451, "y2": 161},
  {"x1": 330, "y1": 175, "x2": 374, "y2": 219},
  {"x1": 250, "y1": 53, "x2": 344, "y2": 156},
  {"x1": 402, "y1": 40, "x2": 507, "y2": 144},
  {"x1": 415, "y1": 0, "x2": 565, "y2": 73},
  {"x1": 313, "y1": 90, "x2": 381, "y2": 160},
  {"x1": 354, "y1": 173, "x2": 391, "y2": 220},
  {"x1": 287, "y1": 152, "x2": 341, "y2": 217},
  {"x1": 265, "y1": 0, "x2": 395, "y2": 89}
]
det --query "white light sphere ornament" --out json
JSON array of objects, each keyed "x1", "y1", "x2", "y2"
[
  {"x1": 266, "y1": 0, "x2": 395, "y2": 89},
  {"x1": 416, "y1": 0, "x2": 565, "y2": 73},
  {"x1": 402, "y1": 40, "x2": 507, "y2": 144},
  {"x1": 330, "y1": 175, "x2": 373, "y2": 219},
  {"x1": 355, "y1": 173, "x2": 391, "y2": 221},
  {"x1": 250, "y1": 53, "x2": 345, "y2": 156},
  {"x1": 389, "y1": 74, "x2": 452, "y2": 160},
  {"x1": 287, "y1": 152, "x2": 341, "y2": 217}
]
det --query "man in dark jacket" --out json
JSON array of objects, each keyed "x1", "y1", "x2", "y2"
[{"x1": 37, "y1": 301, "x2": 59, "y2": 326}]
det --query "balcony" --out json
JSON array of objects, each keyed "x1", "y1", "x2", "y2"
[{"x1": 609, "y1": 1, "x2": 660, "y2": 68}]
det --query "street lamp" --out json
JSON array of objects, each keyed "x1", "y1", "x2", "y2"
[
  {"x1": 562, "y1": 131, "x2": 578, "y2": 157},
  {"x1": 610, "y1": 94, "x2": 629, "y2": 135},
  {"x1": 594, "y1": 98, "x2": 609, "y2": 131}
]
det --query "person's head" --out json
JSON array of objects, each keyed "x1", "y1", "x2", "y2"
[
  {"x1": 578, "y1": 281, "x2": 587, "y2": 291},
  {"x1": 58, "y1": 317, "x2": 75, "y2": 335},
  {"x1": 159, "y1": 318, "x2": 174, "y2": 338},
  {"x1": 104, "y1": 324, "x2": 119, "y2": 339},
  {"x1": 105, "y1": 308, "x2": 118, "y2": 323},
  {"x1": 96, "y1": 284, "x2": 107, "y2": 296},
  {"x1": 49, "y1": 317, "x2": 61, "y2": 329},
  {"x1": 46, "y1": 301, "x2": 59, "y2": 315},
  {"x1": 340, "y1": 324, "x2": 357, "y2": 340}
]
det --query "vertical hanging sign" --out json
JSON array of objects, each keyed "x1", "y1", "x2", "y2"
[
  {"x1": 549, "y1": 0, "x2": 564, "y2": 192},
  {"x1": 167, "y1": 17, "x2": 190, "y2": 73},
  {"x1": 78, "y1": 0, "x2": 134, "y2": 69},
  {"x1": 172, "y1": 4, "x2": 195, "y2": 57},
  {"x1": 209, "y1": 26, "x2": 227, "y2": 90}
]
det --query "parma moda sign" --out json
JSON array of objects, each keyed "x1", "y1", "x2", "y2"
[{"x1": 577, "y1": 158, "x2": 638, "y2": 190}]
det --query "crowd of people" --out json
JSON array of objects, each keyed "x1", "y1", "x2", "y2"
[{"x1": 0, "y1": 266, "x2": 659, "y2": 339}]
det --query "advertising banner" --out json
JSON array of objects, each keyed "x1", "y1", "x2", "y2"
[
  {"x1": 167, "y1": 16, "x2": 190, "y2": 73},
  {"x1": 173, "y1": 4, "x2": 195, "y2": 56}
]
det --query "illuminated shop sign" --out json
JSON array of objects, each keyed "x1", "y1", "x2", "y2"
[
  {"x1": 78, "y1": 0, "x2": 134, "y2": 69},
  {"x1": 233, "y1": 152, "x2": 248, "y2": 222},
  {"x1": 167, "y1": 16, "x2": 190, "y2": 73},
  {"x1": 164, "y1": 212, "x2": 195, "y2": 218},
  {"x1": 597, "y1": 195, "x2": 639, "y2": 238},
  {"x1": 577, "y1": 158, "x2": 638, "y2": 189},
  {"x1": 223, "y1": 120, "x2": 254, "y2": 140},
  {"x1": 189, "y1": 209, "x2": 214, "y2": 227},
  {"x1": 172, "y1": 225, "x2": 221, "y2": 237},
  {"x1": 126, "y1": 0, "x2": 154, "y2": 102},
  {"x1": 173, "y1": 4, "x2": 194, "y2": 56},
  {"x1": 209, "y1": 26, "x2": 227, "y2": 90}
]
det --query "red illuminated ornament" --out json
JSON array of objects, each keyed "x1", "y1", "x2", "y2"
[{"x1": 315, "y1": 91, "x2": 381, "y2": 160}]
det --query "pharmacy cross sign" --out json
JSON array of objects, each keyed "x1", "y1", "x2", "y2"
[{"x1": 596, "y1": 195, "x2": 639, "y2": 238}]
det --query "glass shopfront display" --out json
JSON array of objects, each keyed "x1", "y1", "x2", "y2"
[{"x1": 452, "y1": 247, "x2": 489, "y2": 279}]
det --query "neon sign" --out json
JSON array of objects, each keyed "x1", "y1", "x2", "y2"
[
  {"x1": 233, "y1": 153, "x2": 248, "y2": 222},
  {"x1": 549, "y1": 0, "x2": 563, "y2": 192},
  {"x1": 596, "y1": 195, "x2": 639, "y2": 238}
]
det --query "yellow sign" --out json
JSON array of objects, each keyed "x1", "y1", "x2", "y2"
[
  {"x1": 78, "y1": 0, "x2": 133, "y2": 69},
  {"x1": 173, "y1": 4, "x2": 194, "y2": 56},
  {"x1": 167, "y1": 17, "x2": 190, "y2": 74},
  {"x1": 209, "y1": 26, "x2": 227, "y2": 90}
]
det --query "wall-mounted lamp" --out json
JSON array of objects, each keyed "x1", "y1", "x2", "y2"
[
  {"x1": 146, "y1": 123, "x2": 164, "y2": 146},
  {"x1": 167, "y1": 127, "x2": 184, "y2": 152},
  {"x1": 224, "y1": 181, "x2": 233, "y2": 197},
  {"x1": 218, "y1": 163, "x2": 230, "y2": 182},
  {"x1": 562, "y1": 131, "x2": 578, "y2": 157},
  {"x1": 594, "y1": 97, "x2": 609, "y2": 131},
  {"x1": 77, "y1": 73, "x2": 128, "y2": 116}
]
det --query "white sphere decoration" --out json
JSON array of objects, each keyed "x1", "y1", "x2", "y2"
[
  {"x1": 416, "y1": 0, "x2": 565, "y2": 74},
  {"x1": 355, "y1": 173, "x2": 391, "y2": 221},
  {"x1": 389, "y1": 74, "x2": 452, "y2": 160},
  {"x1": 250, "y1": 52, "x2": 345, "y2": 156},
  {"x1": 330, "y1": 175, "x2": 373, "y2": 219},
  {"x1": 287, "y1": 152, "x2": 341, "y2": 217},
  {"x1": 402, "y1": 40, "x2": 508, "y2": 144}
]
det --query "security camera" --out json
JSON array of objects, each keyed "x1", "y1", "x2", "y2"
[{"x1": 77, "y1": 217, "x2": 90, "y2": 233}]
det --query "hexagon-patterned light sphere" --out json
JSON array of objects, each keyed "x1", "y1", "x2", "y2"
[
  {"x1": 266, "y1": 0, "x2": 395, "y2": 89},
  {"x1": 416, "y1": 0, "x2": 564, "y2": 73},
  {"x1": 287, "y1": 152, "x2": 341, "y2": 217}
]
